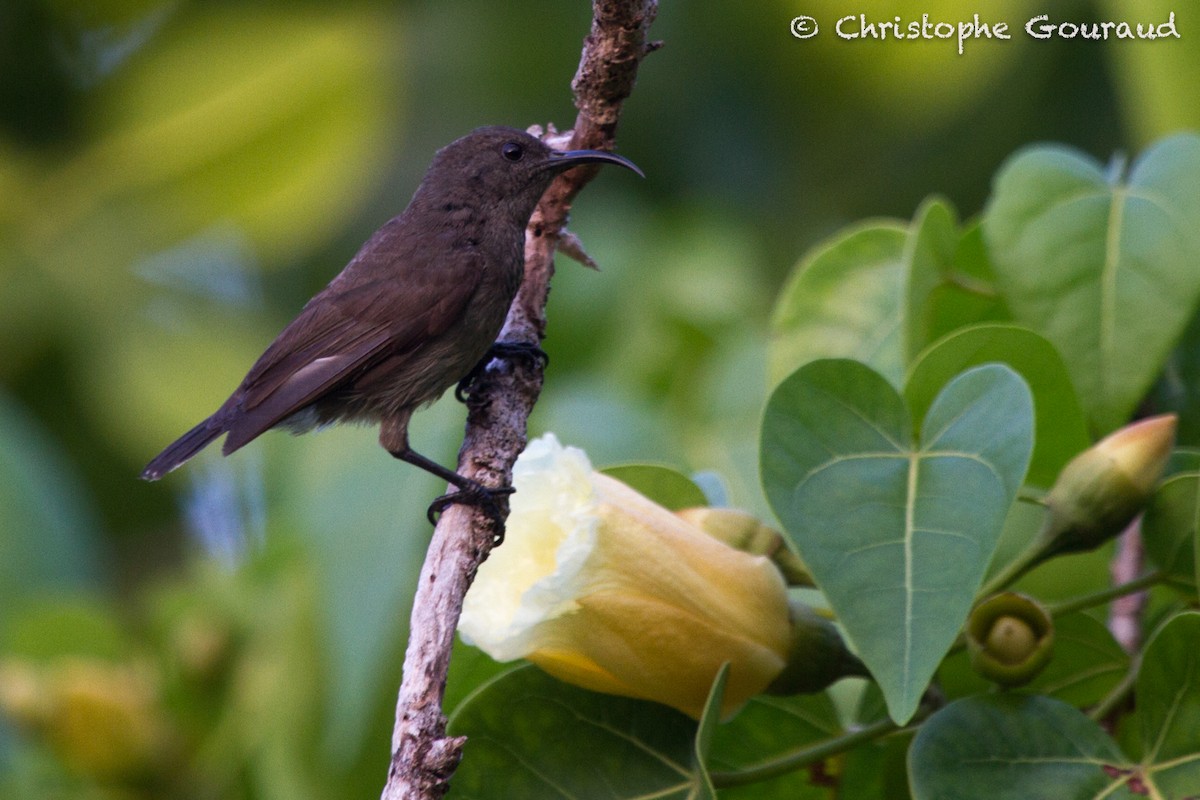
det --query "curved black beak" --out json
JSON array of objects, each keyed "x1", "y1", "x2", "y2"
[{"x1": 543, "y1": 148, "x2": 644, "y2": 178}]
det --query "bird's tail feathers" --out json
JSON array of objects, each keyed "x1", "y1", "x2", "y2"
[{"x1": 140, "y1": 419, "x2": 223, "y2": 481}]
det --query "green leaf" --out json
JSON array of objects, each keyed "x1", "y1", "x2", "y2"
[
  {"x1": 983, "y1": 493, "x2": 1046, "y2": 585},
  {"x1": 983, "y1": 134, "x2": 1200, "y2": 434},
  {"x1": 904, "y1": 199, "x2": 1008, "y2": 362},
  {"x1": 444, "y1": 641, "x2": 515, "y2": 717},
  {"x1": 446, "y1": 664, "x2": 701, "y2": 799},
  {"x1": 769, "y1": 222, "x2": 908, "y2": 387},
  {"x1": 1135, "y1": 611, "x2": 1200, "y2": 795},
  {"x1": 1151, "y1": 310, "x2": 1200, "y2": 450},
  {"x1": 904, "y1": 199, "x2": 959, "y2": 363},
  {"x1": 1025, "y1": 613, "x2": 1129, "y2": 706},
  {"x1": 1142, "y1": 473, "x2": 1200, "y2": 590},
  {"x1": 772, "y1": 203, "x2": 1012, "y2": 395},
  {"x1": 914, "y1": 616, "x2": 1200, "y2": 800},
  {"x1": 908, "y1": 694, "x2": 1134, "y2": 800},
  {"x1": 709, "y1": 693, "x2": 842, "y2": 800},
  {"x1": 1166, "y1": 448, "x2": 1200, "y2": 476},
  {"x1": 601, "y1": 464, "x2": 708, "y2": 511},
  {"x1": 905, "y1": 324, "x2": 1090, "y2": 487},
  {"x1": 689, "y1": 664, "x2": 727, "y2": 800},
  {"x1": 761, "y1": 360, "x2": 1033, "y2": 722},
  {"x1": 716, "y1": 692, "x2": 841, "y2": 762},
  {"x1": 840, "y1": 732, "x2": 914, "y2": 800}
]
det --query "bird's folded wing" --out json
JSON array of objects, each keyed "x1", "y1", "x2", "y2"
[{"x1": 221, "y1": 260, "x2": 483, "y2": 453}]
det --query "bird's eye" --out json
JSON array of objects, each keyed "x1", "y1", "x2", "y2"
[{"x1": 501, "y1": 142, "x2": 525, "y2": 162}]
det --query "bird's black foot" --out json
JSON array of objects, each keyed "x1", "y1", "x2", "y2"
[
  {"x1": 390, "y1": 445, "x2": 515, "y2": 539},
  {"x1": 426, "y1": 482, "x2": 516, "y2": 539},
  {"x1": 490, "y1": 341, "x2": 549, "y2": 369},
  {"x1": 455, "y1": 341, "x2": 550, "y2": 403}
]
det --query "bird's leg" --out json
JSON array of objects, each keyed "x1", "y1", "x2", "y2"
[
  {"x1": 390, "y1": 446, "x2": 514, "y2": 532},
  {"x1": 454, "y1": 341, "x2": 549, "y2": 403}
]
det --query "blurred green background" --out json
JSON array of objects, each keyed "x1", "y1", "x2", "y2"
[{"x1": 1, "y1": 0, "x2": 1196, "y2": 796}]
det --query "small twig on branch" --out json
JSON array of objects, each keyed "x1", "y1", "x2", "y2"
[{"x1": 381, "y1": 3, "x2": 658, "y2": 798}]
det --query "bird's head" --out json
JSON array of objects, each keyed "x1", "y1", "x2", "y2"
[{"x1": 417, "y1": 126, "x2": 642, "y2": 224}]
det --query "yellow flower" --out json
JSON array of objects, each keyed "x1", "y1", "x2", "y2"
[{"x1": 459, "y1": 435, "x2": 792, "y2": 719}]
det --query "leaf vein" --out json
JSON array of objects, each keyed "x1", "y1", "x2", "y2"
[{"x1": 903, "y1": 453, "x2": 918, "y2": 709}]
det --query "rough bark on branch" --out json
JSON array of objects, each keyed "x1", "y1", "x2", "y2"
[{"x1": 381, "y1": 3, "x2": 658, "y2": 798}]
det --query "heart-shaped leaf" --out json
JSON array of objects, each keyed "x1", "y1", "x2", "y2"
[
  {"x1": 904, "y1": 199, "x2": 1009, "y2": 362},
  {"x1": 904, "y1": 199, "x2": 959, "y2": 364},
  {"x1": 772, "y1": 200, "x2": 1010, "y2": 393},
  {"x1": 769, "y1": 222, "x2": 908, "y2": 387},
  {"x1": 761, "y1": 360, "x2": 1033, "y2": 723},
  {"x1": 908, "y1": 694, "x2": 1133, "y2": 800},
  {"x1": 906, "y1": 323, "x2": 1089, "y2": 487},
  {"x1": 983, "y1": 133, "x2": 1200, "y2": 434}
]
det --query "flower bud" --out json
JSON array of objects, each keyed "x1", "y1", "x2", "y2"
[
  {"x1": 765, "y1": 600, "x2": 869, "y2": 696},
  {"x1": 1040, "y1": 414, "x2": 1176, "y2": 556},
  {"x1": 675, "y1": 507, "x2": 815, "y2": 587},
  {"x1": 966, "y1": 593, "x2": 1054, "y2": 687},
  {"x1": 459, "y1": 434, "x2": 792, "y2": 719}
]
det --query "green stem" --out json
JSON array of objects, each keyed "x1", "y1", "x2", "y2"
[
  {"x1": 1046, "y1": 571, "x2": 1166, "y2": 618},
  {"x1": 976, "y1": 541, "x2": 1046, "y2": 599},
  {"x1": 944, "y1": 271, "x2": 999, "y2": 298},
  {"x1": 1017, "y1": 488, "x2": 1049, "y2": 507},
  {"x1": 710, "y1": 716, "x2": 899, "y2": 789}
]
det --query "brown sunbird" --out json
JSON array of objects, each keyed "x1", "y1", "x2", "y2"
[{"x1": 141, "y1": 126, "x2": 641, "y2": 520}]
